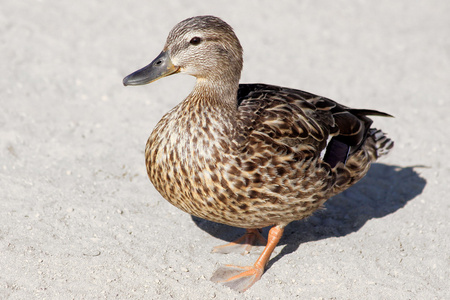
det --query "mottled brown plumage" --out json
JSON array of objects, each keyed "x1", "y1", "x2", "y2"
[{"x1": 123, "y1": 15, "x2": 393, "y2": 292}]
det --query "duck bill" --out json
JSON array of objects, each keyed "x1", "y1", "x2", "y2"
[{"x1": 123, "y1": 51, "x2": 179, "y2": 86}]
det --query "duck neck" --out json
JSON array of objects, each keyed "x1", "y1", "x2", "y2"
[
  {"x1": 176, "y1": 77, "x2": 240, "y2": 147},
  {"x1": 189, "y1": 77, "x2": 240, "y2": 115}
]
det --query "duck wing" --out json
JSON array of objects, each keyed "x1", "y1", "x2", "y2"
[{"x1": 236, "y1": 83, "x2": 392, "y2": 167}]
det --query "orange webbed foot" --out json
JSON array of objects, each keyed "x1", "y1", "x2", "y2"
[
  {"x1": 210, "y1": 226, "x2": 285, "y2": 292},
  {"x1": 211, "y1": 264, "x2": 263, "y2": 292},
  {"x1": 212, "y1": 228, "x2": 266, "y2": 255}
]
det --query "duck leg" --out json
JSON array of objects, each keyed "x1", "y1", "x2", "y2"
[
  {"x1": 211, "y1": 225, "x2": 284, "y2": 292},
  {"x1": 212, "y1": 228, "x2": 267, "y2": 254}
]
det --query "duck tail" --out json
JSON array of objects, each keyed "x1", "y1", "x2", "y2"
[
  {"x1": 331, "y1": 128, "x2": 393, "y2": 195},
  {"x1": 365, "y1": 128, "x2": 394, "y2": 160}
]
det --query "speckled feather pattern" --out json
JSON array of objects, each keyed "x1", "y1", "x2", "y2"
[
  {"x1": 123, "y1": 15, "x2": 394, "y2": 292},
  {"x1": 145, "y1": 83, "x2": 393, "y2": 229}
]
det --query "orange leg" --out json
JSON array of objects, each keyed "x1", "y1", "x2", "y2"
[
  {"x1": 212, "y1": 228, "x2": 267, "y2": 254},
  {"x1": 211, "y1": 225, "x2": 284, "y2": 292}
]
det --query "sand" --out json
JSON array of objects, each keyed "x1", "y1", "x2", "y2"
[{"x1": 1, "y1": 1, "x2": 449, "y2": 299}]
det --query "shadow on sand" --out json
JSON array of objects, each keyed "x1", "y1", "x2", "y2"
[{"x1": 191, "y1": 163, "x2": 427, "y2": 267}]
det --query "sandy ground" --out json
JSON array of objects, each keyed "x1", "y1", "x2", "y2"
[{"x1": 1, "y1": 1, "x2": 449, "y2": 299}]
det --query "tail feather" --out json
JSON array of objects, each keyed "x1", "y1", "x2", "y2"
[
  {"x1": 331, "y1": 128, "x2": 393, "y2": 194},
  {"x1": 367, "y1": 128, "x2": 394, "y2": 159}
]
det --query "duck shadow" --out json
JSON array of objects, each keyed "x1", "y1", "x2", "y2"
[{"x1": 191, "y1": 163, "x2": 427, "y2": 267}]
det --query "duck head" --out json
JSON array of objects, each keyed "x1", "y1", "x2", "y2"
[{"x1": 123, "y1": 16, "x2": 243, "y2": 87}]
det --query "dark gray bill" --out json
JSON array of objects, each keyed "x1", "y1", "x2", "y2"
[{"x1": 123, "y1": 51, "x2": 179, "y2": 86}]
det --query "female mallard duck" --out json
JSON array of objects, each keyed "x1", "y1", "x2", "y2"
[{"x1": 123, "y1": 15, "x2": 393, "y2": 292}]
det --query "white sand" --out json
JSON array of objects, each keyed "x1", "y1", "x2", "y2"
[{"x1": 1, "y1": 1, "x2": 449, "y2": 299}]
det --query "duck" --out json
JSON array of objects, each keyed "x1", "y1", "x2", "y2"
[{"x1": 123, "y1": 15, "x2": 394, "y2": 292}]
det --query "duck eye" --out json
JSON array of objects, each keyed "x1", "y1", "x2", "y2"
[{"x1": 189, "y1": 37, "x2": 202, "y2": 45}]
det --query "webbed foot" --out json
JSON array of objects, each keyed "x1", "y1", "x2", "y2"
[
  {"x1": 210, "y1": 226, "x2": 285, "y2": 292},
  {"x1": 212, "y1": 228, "x2": 266, "y2": 255}
]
